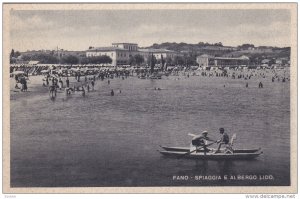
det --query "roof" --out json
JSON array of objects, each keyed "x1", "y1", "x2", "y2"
[
  {"x1": 86, "y1": 47, "x2": 127, "y2": 52},
  {"x1": 214, "y1": 56, "x2": 249, "y2": 60},
  {"x1": 197, "y1": 54, "x2": 214, "y2": 58},
  {"x1": 112, "y1": 43, "x2": 138, "y2": 45},
  {"x1": 138, "y1": 48, "x2": 176, "y2": 53},
  {"x1": 197, "y1": 54, "x2": 249, "y2": 60}
]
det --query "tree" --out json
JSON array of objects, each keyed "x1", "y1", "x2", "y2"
[
  {"x1": 21, "y1": 53, "x2": 59, "y2": 64},
  {"x1": 133, "y1": 54, "x2": 144, "y2": 66},
  {"x1": 79, "y1": 57, "x2": 90, "y2": 65},
  {"x1": 150, "y1": 54, "x2": 155, "y2": 74},
  {"x1": 10, "y1": 57, "x2": 17, "y2": 64},
  {"x1": 129, "y1": 54, "x2": 145, "y2": 66},
  {"x1": 173, "y1": 56, "x2": 185, "y2": 65},
  {"x1": 166, "y1": 57, "x2": 173, "y2": 66},
  {"x1": 238, "y1": 44, "x2": 255, "y2": 50},
  {"x1": 10, "y1": 49, "x2": 15, "y2": 58},
  {"x1": 20, "y1": 54, "x2": 31, "y2": 61},
  {"x1": 14, "y1": 51, "x2": 21, "y2": 58},
  {"x1": 101, "y1": 55, "x2": 112, "y2": 64},
  {"x1": 147, "y1": 54, "x2": 157, "y2": 66},
  {"x1": 160, "y1": 54, "x2": 165, "y2": 65},
  {"x1": 214, "y1": 42, "x2": 223, "y2": 47},
  {"x1": 89, "y1": 55, "x2": 112, "y2": 64},
  {"x1": 129, "y1": 55, "x2": 135, "y2": 66},
  {"x1": 61, "y1": 55, "x2": 79, "y2": 65}
]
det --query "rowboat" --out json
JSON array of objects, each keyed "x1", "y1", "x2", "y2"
[
  {"x1": 160, "y1": 145, "x2": 261, "y2": 153},
  {"x1": 158, "y1": 145, "x2": 263, "y2": 160}
]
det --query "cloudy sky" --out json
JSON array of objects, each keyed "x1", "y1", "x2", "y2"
[{"x1": 10, "y1": 9, "x2": 291, "y2": 51}]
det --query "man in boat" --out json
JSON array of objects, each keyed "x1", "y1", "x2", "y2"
[
  {"x1": 215, "y1": 128, "x2": 230, "y2": 154},
  {"x1": 191, "y1": 131, "x2": 215, "y2": 155}
]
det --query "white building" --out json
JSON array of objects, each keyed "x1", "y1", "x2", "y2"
[
  {"x1": 196, "y1": 54, "x2": 250, "y2": 68},
  {"x1": 138, "y1": 48, "x2": 179, "y2": 61},
  {"x1": 86, "y1": 43, "x2": 139, "y2": 66},
  {"x1": 86, "y1": 43, "x2": 181, "y2": 66}
]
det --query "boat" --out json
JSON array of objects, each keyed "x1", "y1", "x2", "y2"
[
  {"x1": 160, "y1": 145, "x2": 261, "y2": 153},
  {"x1": 158, "y1": 145, "x2": 262, "y2": 160}
]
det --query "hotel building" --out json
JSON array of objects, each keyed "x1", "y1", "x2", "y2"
[
  {"x1": 86, "y1": 43, "x2": 180, "y2": 66},
  {"x1": 196, "y1": 54, "x2": 250, "y2": 68}
]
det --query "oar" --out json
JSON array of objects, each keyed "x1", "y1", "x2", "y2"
[
  {"x1": 188, "y1": 133, "x2": 197, "y2": 137},
  {"x1": 230, "y1": 133, "x2": 237, "y2": 147},
  {"x1": 182, "y1": 141, "x2": 217, "y2": 156}
]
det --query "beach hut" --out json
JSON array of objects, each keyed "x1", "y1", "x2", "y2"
[
  {"x1": 41, "y1": 69, "x2": 49, "y2": 74},
  {"x1": 28, "y1": 61, "x2": 39, "y2": 65},
  {"x1": 12, "y1": 71, "x2": 25, "y2": 75}
]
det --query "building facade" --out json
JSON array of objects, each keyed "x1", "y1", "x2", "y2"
[
  {"x1": 197, "y1": 54, "x2": 250, "y2": 68},
  {"x1": 86, "y1": 43, "x2": 180, "y2": 66},
  {"x1": 86, "y1": 43, "x2": 139, "y2": 66}
]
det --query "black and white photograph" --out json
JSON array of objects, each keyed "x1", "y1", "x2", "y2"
[{"x1": 3, "y1": 3, "x2": 297, "y2": 194}]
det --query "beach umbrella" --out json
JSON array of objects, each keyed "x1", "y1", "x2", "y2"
[
  {"x1": 70, "y1": 68, "x2": 79, "y2": 71},
  {"x1": 12, "y1": 71, "x2": 25, "y2": 75},
  {"x1": 49, "y1": 65, "x2": 56, "y2": 70},
  {"x1": 50, "y1": 74, "x2": 59, "y2": 79}
]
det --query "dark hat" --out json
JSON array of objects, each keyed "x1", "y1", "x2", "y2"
[{"x1": 219, "y1": 128, "x2": 224, "y2": 131}]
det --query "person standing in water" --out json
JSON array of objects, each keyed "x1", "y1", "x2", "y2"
[
  {"x1": 111, "y1": 89, "x2": 114, "y2": 96},
  {"x1": 59, "y1": 78, "x2": 63, "y2": 90},
  {"x1": 66, "y1": 77, "x2": 70, "y2": 88},
  {"x1": 46, "y1": 76, "x2": 49, "y2": 86},
  {"x1": 91, "y1": 80, "x2": 95, "y2": 90},
  {"x1": 82, "y1": 86, "x2": 85, "y2": 97}
]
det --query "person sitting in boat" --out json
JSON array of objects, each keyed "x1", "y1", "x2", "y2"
[
  {"x1": 191, "y1": 131, "x2": 215, "y2": 155},
  {"x1": 215, "y1": 128, "x2": 230, "y2": 154}
]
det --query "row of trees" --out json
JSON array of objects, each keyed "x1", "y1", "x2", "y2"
[
  {"x1": 10, "y1": 50, "x2": 113, "y2": 65},
  {"x1": 10, "y1": 48, "x2": 199, "y2": 66},
  {"x1": 145, "y1": 54, "x2": 197, "y2": 66},
  {"x1": 10, "y1": 49, "x2": 22, "y2": 64}
]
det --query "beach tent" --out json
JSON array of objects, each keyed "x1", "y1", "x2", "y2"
[
  {"x1": 41, "y1": 70, "x2": 49, "y2": 73},
  {"x1": 28, "y1": 61, "x2": 39, "y2": 65},
  {"x1": 12, "y1": 71, "x2": 25, "y2": 75},
  {"x1": 70, "y1": 68, "x2": 80, "y2": 71}
]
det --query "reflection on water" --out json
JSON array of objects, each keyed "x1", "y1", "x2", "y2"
[{"x1": 10, "y1": 75, "x2": 290, "y2": 187}]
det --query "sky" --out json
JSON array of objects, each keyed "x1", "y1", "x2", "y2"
[{"x1": 10, "y1": 9, "x2": 291, "y2": 51}]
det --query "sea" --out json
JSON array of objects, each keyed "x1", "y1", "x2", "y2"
[{"x1": 10, "y1": 71, "x2": 290, "y2": 187}]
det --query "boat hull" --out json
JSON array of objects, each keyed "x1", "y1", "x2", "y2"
[
  {"x1": 158, "y1": 145, "x2": 263, "y2": 160},
  {"x1": 159, "y1": 145, "x2": 261, "y2": 154},
  {"x1": 159, "y1": 150, "x2": 263, "y2": 160}
]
